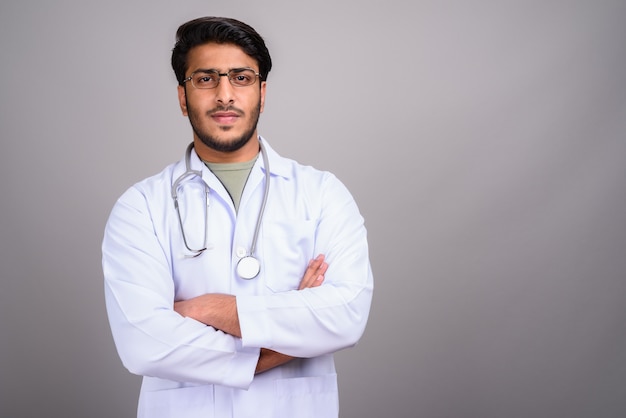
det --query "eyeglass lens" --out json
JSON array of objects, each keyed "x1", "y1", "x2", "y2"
[{"x1": 191, "y1": 69, "x2": 258, "y2": 89}]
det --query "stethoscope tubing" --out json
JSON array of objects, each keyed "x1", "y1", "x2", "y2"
[{"x1": 171, "y1": 140, "x2": 270, "y2": 278}]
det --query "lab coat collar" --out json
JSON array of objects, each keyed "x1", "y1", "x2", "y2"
[
  {"x1": 177, "y1": 136, "x2": 291, "y2": 181},
  {"x1": 257, "y1": 136, "x2": 291, "y2": 179}
]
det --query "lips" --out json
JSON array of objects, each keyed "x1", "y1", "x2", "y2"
[{"x1": 211, "y1": 111, "x2": 241, "y2": 124}]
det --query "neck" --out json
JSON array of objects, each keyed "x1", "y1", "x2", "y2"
[{"x1": 193, "y1": 135, "x2": 260, "y2": 163}]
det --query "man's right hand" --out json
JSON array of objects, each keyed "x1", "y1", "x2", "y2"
[
  {"x1": 256, "y1": 254, "x2": 328, "y2": 374},
  {"x1": 298, "y1": 254, "x2": 328, "y2": 290}
]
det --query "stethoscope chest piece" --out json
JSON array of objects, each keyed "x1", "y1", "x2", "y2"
[{"x1": 237, "y1": 256, "x2": 260, "y2": 280}]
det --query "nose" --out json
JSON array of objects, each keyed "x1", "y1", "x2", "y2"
[{"x1": 215, "y1": 74, "x2": 235, "y2": 105}]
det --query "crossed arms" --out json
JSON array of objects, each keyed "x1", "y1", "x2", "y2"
[
  {"x1": 104, "y1": 172, "x2": 372, "y2": 387},
  {"x1": 174, "y1": 255, "x2": 329, "y2": 374}
]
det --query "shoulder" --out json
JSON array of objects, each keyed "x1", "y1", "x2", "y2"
[
  {"x1": 263, "y1": 139, "x2": 339, "y2": 187},
  {"x1": 263, "y1": 139, "x2": 356, "y2": 207}
]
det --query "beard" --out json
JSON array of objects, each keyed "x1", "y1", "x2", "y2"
[{"x1": 186, "y1": 96, "x2": 262, "y2": 153}]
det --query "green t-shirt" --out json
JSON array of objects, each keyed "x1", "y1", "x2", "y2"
[{"x1": 204, "y1": 156, "x2": 258, "y2": 212}]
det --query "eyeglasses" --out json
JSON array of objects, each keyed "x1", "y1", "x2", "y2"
[{"x1": 182, "y1": 68, "x2": 260, "y2": 89}]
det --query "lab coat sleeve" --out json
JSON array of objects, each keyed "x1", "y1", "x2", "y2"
[
  {"x1": 236, "y1": 173, "x2": 373, "y2": 358},
  {"x1": 102, "y1": 185, "x2": 259, "y2": 388}
]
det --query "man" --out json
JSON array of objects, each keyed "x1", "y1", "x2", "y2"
[{"x1": 102, "y1": 16, "x2": 373, "y2": 418}]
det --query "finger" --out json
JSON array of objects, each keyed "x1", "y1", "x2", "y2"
[
  {"x1": 298, "y1": 255, "x2": 325, "y2": 290},
  {"x1": 312, "y1": 262, "x2": 328, "y2": 287},
  {"x1": 299, "y1": 260, "x2": 328, "y2": 290},
  {"x1": 308, "y1": 269, "x2": 326, "y2": 289},
  {"x1": 304, "y1": 255, "x2": 324, "y2": 279}
]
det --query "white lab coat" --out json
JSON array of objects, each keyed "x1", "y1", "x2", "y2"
[{"x1": 102, "y1": 138, "x2": 373, "y2": 418}]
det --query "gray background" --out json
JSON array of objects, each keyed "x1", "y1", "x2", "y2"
[{"x1": 1, "y1": 0, "x2": 625, "y2": 417}]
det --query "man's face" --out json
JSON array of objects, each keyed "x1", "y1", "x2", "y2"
[{"x1": 177, "y1": 42, "x2": 266, "y2": 160}]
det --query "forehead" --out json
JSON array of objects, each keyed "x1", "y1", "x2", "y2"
[{"x1": 186, "y1": 42, "x2": 258, "y2": 74}]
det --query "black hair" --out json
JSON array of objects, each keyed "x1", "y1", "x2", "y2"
[{"x1": 171, "y1": 16, "x2": 272, "y2": 85}]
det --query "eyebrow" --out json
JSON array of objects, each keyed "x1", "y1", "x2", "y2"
[{"x1": 192, "y1": 67, "x2": 255, "y2": 74}]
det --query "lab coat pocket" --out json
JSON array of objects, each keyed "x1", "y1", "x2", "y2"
[
  {"x1": 274, "y1": 374, "x2": 339, "y2": 418},
  {"x1": 261, "y1": 219, "x2": 317, "y2": 292},
  {"x1": 138, "y1": 385, "x2": 215, "y2": 418}
]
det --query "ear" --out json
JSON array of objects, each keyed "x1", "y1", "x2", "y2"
[
  {"x1": 259, "y1": 81, "x2": 267, "y2": 113},
  {"x1": 177, "y1": 85, "x2": 188, "y2": 116}
]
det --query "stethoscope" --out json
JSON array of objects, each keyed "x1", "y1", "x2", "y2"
[{"x1": 171, "y1": 140, "x2": 270, "y2": 279}]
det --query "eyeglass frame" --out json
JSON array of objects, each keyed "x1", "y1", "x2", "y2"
[{"x1": 182, "y1": 67, "x2": 261, "y2": 89}]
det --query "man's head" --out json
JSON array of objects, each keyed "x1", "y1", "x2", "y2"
[
  {"x1": 172, "y1": 17, "x2": 272, "y2": 161},
  {"x1": 172, "y1": 17, "x2": 272, "y2": 86}
]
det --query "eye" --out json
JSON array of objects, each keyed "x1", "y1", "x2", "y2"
[
  {"x1": 229, "y1": 69, "x2": 257, "y2": 86},
  {"x1": 193, "y1": 72, "x2": 219, "y2": 87}
]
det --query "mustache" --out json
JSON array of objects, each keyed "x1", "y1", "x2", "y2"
[{"x1": 207, "y1": 106, "x2": 244, "y2": 116}]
